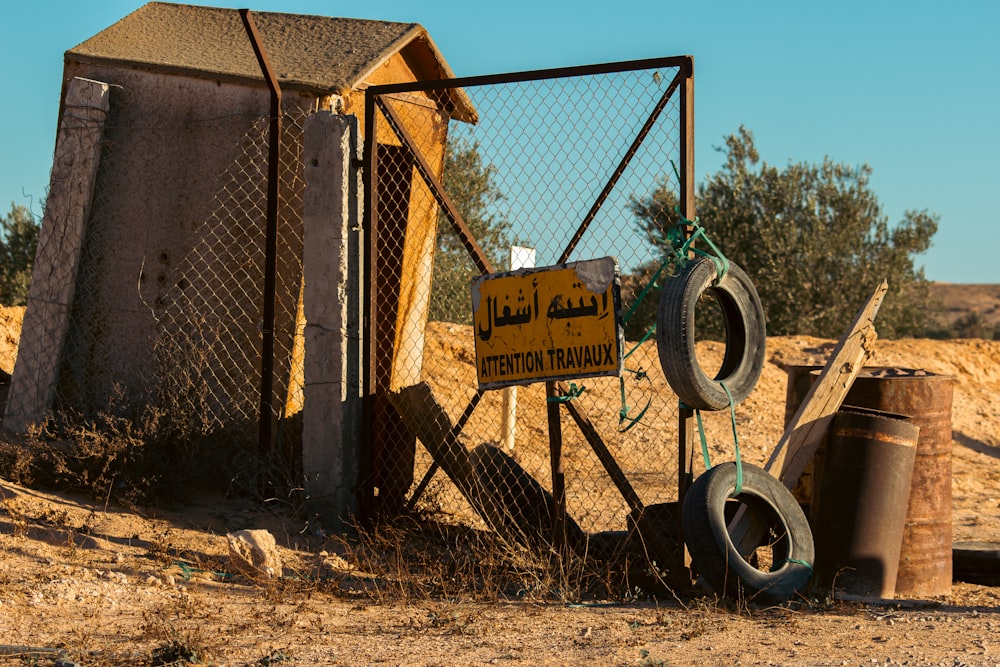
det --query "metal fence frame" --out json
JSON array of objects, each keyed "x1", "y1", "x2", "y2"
[{"x1": 360, "y1": 56, "x2": 698, "y2": 554}]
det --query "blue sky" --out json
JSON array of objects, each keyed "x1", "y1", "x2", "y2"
[{"x1": 2, "y1": 0, "x2": 997, "y2": 283}]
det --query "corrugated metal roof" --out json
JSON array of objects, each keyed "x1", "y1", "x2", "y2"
[{"x1": 66, "y1": 2, "x2": 445, "y2": 96}]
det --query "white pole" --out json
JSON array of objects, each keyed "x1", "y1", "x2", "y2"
[{"x1": 500, "y1": 246, "x2": 535, "y2": 451}]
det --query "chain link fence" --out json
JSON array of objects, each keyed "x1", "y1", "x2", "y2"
[
  {"x1": 44, "y1": 100, "x2": 311, "y2": 491},
  {"x1": 10, "y1": 57, "x2": 702, "y2": 557},
  {"x1": 366, "y1": 59, "x2": 695, "y2": 547}
]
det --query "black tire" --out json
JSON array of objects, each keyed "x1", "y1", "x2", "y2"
[
  {"x1": 682, "y1": 462, "x2": 814, "y2": 605},
  {"x1": 469, "y1": 444, "x2": 586, "y2": 554},
  {"x1": 656, "y1": 257, "x2": 766, "y2": 410}
]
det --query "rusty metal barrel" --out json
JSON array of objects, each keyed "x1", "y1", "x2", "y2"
[
  {"x1": 784, "y1": 366, "x2": 955, "y2": 598},
  {"x1": 812, "y1": 406, "x2": 919, "y2": 599},
  {"x1": 844, "y1": 369, "x2": 955, "y2": 597}
]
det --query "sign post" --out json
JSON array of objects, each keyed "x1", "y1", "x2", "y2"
[{"x1": 501, "y1": 246, "x2": 536, "y2": 450}]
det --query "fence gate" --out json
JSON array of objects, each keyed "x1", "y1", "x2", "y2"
[{"x1": 362, "y1": 57, "x2": 697, "y2": 550}]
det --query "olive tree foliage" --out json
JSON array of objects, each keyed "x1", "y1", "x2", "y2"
[
  {"x1": 0, "y1": 203, "x2": 40, "y2": 306},
  {"x1": 627, "y1": 126, "x2": 939, "y2": 339},
  {"x1": 429, "y1": 136, "x2": 515, "y2": 324}
]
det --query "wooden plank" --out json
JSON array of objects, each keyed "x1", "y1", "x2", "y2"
[
  {"x1": 729, "y1": 279, "x2": 888, "y2": 556},
  {"x1": 388, "y1": 382, "x2": 474, "y2": 497},
  {"x1": 765, "y1": 279, "x2": 889, "y2": 487}
]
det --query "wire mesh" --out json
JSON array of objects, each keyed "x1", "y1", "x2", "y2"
[
  {"x1": 12, "y1": 57, "x2": 693, "y2": 544},
  {"x1": 47, "y1": 106, "x2": 309, "y2": 488},
  {"x1": 368, "y1": 62, "x2": 690, "y2": 537}
]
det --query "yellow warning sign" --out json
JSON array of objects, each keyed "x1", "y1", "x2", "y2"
[{"x1": 471, "y1": 256, "x2": 622, "y2": 389}]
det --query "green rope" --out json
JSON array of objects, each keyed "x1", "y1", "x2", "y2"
[
  {"x1": 782, "y1": 558, "x2": 814, "y2": 572},
  {"x1": 623, "y1": 325, "x2": 657, "y2": 360},
  {"x1": 679, "y1": 218, "x2": 730, "y2": 283},
  {"x1": 547, "y1": 382, "x2": 585, "y2": 403},
  {"x1": 618, "y1": 368, "x2": 651, "y2": 432},
  {"x1": 621, "y1": 259, "x2": 673, "y2": 326},
  {"x1": 720, "y1": 381, "x2": 743, "y2": 495},
  {"x1": 652, "y1": 211, "x2": 731, "y2": 285},
  {"x1": 662, "y1": 160, "x2": 731, "y2": 283},
  {"x1": 617, "y1": 325, "x2": 656, "y2": 431},
  {"x1": 690, "y1": 406, "x2": 712, "y2": 471},
  {"x1": 685, "y1": 382, "x2": 743, "y2": 494},
  {"x1": 614, "y1": 163, "x2": 733, "y2": 436},
  {"x1": 618, "y1": 280, "x2": 662, "y2": 431},
  {"x1": 172, "y1": 560, "x2": 233, "y2": 581}
]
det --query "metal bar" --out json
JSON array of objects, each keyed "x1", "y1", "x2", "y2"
[
  {"x1": 678, "y1": 57, "x2": 695, "y2": 225},
  {"x1": 545, "y1": 381, "x2": 567, "y2": 550},
  {"x1": 404, "y1": 390, "x2": 485, "y2": 512},
  {"x1": 675, "y1": 61, "x2": 696, "y2": 582},
  {"x1": 558, "y1": 69, "x2": 685, "y2": 264},
  {"x1": 557, "y1": 381, "x2": 645, "y2": 515},
  {"x1": 359, "y1": 84, "x2": 380, "y2": 522},
  {"x1": 240, "y1": 9, "x2": 282, "y2": 496},
  {"x1": 373, "y1": 95, "x2": 494, "y2": 275},
  {"x1": 677, "y1": 57, "x2": 696, "y2": 503},
  {"x1": 367, "y1": 55, "x2": 694, "y2": 96}
]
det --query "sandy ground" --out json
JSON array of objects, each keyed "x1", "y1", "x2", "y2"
[
  {"x1": 2, "y1": 305, "x2": 1000, "y2": 666},
  {"x1": 0, "y1": 306, "x2": 21, "y2": 376}
]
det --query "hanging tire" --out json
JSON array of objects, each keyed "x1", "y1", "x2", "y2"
[
  {"x1": 682, "y1": 461, "x2": 814, "y2": 605},
  {"x1": 656, "y1": 257, "x2": 766, "y2": 410}
]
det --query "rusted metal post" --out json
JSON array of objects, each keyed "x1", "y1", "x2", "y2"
[
  {"x1": 677, "y1": 59, "x2": 695, "y2": 496},
  {"x1": 674, "y1": 57, "x2": 696, "y2": 584},
  {"x1": 358, "y1": 87, "x2": 379, "y2": 522},
  {"x1": 240, "y1": 9, "x2": 283, "y2": 497},
  {"x1": 545, "y1": 382, "x2": 567, "y2": 550}
]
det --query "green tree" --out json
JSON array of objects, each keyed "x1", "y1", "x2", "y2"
[
  {"x1": 429, "y1": 136, "x2": 515, "y2": 323},
  {"x1": 627, "y1": 126, "x2": 939, "y2": 339},
  {"x1": 0, "y1": 203, "x2": 40, "y2": 306}
]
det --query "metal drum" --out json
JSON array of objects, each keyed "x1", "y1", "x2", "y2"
[
  {"x1": 811, "y1": 406, "x2": 919, "y2": 599},
  {"x1": 784, "y1": 366, "x2": 955, "y2": 597},
  {"x1": 845, "y1": 369, "x2": 955, "y2": 598}
]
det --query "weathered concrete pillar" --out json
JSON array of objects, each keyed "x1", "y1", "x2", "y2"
[
  {"x1": 4, "y1": 77, "x2": 111, "y2": 431},
  {"x1": 301, "y1": 112, "x2": 364, "y2": 529}
]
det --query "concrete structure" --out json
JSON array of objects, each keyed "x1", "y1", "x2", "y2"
[{"x1": 4, "y1": 2, "x2": 474, "y2": 528}]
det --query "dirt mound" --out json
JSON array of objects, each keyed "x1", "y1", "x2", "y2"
[{"x1": 0, "y1": 306, "x2": 23, "y2": 376}]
